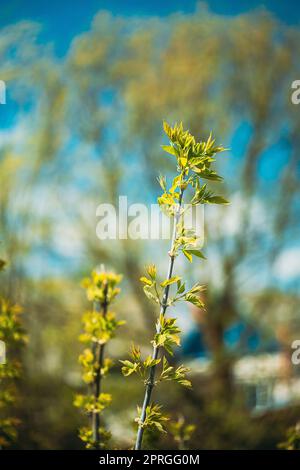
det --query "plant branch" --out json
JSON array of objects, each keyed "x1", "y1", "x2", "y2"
[
  {"x1": 134, "y1": 187, "x2": 185, "y2": 450},
  {"x1": 92, "y1": 282, "x2": 108, "y2": 447}
]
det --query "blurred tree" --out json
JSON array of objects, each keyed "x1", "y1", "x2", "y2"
[
  {"x1": 0, "y1": 259, "x2": 26, "y2": 447},
  {"x1": 0, "y1": 6, "x2": 299, "y2": 448}
]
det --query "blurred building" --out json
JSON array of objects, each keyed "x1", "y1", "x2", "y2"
[{"x1": 182, "y1": 320, "x2": 300, "y2": 413}]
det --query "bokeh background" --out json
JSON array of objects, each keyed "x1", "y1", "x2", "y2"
[{"x1": 0, "y1": 0, "x2": 300, "y2": 449}]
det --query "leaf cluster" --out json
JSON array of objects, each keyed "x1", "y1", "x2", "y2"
[
  {"x1": 162, "y1": 121, "x2": 226, "y2": 175},
  {"x1": 81, "y1": 271, "x2": 122, "y2": 305},
  {"x1": 140, "y1": 265, "x2": 205, "y2": 310},
  {"x1": 78, "y1": 349, "x2": 113, "y2": 384},
  {"x1": 168, "y1": 416, "x2": 196, "y2": 449},
  {"x1": 78, "y1": 426, "x2": 111, "y2": 449},
  {"x1": 79, "y1": 310, "x2": 124, "y2": 345},
  {"x1": 135, "y1": 403, "x2": 169, "y2": 434},
  {"x1": 110, "y1": 123, "x2": 228, "y2": 447},
  {"x1": 120, "y1": 341, "x2": 191, "y2": 389},
  {"x1": 278, "y1": 423, "x2": 300, "y2": 450},
  {"x1": 0, "y1": 261, "x2": 26, "y2": 447},
  {"x1": 76, "y1": 269, "x2": 123, "y2": 448},
  {"x1": 74, "y1": 393, "x2": 112, "y2": 414},
  {"x1": 0, "y1": 299, "x2": 27, "y2": 345},
  {"x1": 158, "y1": 122, "x2": 229, "y2": 225}
]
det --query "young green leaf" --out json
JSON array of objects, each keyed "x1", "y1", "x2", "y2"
[
  {"x1": 160, "y1": 276, "x2": 181, "y2": 287},
  {"x1": 184, "y1": 249, "x2": 206, "y2": 260},
  {"x1": 206, "y1": 195, "x2": 230, "y2": 204},
  {"x1": 184, "y1": 293, "x2": 205, "y2": 309},
  {"x1": 157, "y1": 175, "x2": 167, "y2": 191},
  {"x1": 119, "y1": 360, "x2": 139, "y2": 377},
  {"x1": 146, "y1": 264, "x2": 157, "y2": 280},
  {"x1": 182, "y1": 250, "x2": 193, "y2": 262},
  {"x1": 161, "y1": 145, "x2": 176, "y2": 156},
  {"x1": 140, "y1": 276, "x2": 153, "y2": 286}
]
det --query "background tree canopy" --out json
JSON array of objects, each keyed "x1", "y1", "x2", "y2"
[{"x1": 0, "y1": 1, "x2": 300, "y2": 449}]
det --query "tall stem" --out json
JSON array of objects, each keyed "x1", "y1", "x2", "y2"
[
  {"x1": 92, "y1": 283, "x2": 108, "y2": 448},
  {"x1": 134, "y1": 187, "x2": 185, "y2": 450}
]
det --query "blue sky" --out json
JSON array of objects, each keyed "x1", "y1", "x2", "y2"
[
  {"x1": 1, "y1": 0, "x2": 299, "y2": 56},
  {"x1": 0, "y1": 0, "x2": 299, "y2": 286}
]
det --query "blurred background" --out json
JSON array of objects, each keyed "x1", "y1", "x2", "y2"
[{"x1": 0, "y1": 0, "x2": 300, "y2": 449}]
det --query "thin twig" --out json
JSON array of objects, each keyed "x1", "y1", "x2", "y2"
[
  {"x1": 92, "y1": 283, "x2": 108, "y2": 447},
  {"x1": 135, "y1": 187, "x2": 185, "y2": 450}
]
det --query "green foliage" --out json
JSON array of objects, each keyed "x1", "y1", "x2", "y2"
[
  {"x1": 0, "y1": 259, "x2": 6, "y2": 271},
  {"x1": 135, "y1": 404, "x2": 169, "y2": 434},
  {"x1": 79, "y1": 310, "x2": 124, "y2": 345},
  {"x1": 140, "y1": 266, "x2": 205, "y2": 309},
  {"x1": 0, "y1": 260, "x2": 27, "y2": 447},
  {"x1": 78, "y1": 426, "x2": 112, "y2": 450},
  {"x1": 158, "y1": 127, "x2": 228, "y2": 263},
  {"x1": 120, "y1": 343, "x2": 161, "y2": 378},
  {"x1": 81, "y1": 271, "x2": 122, "y2": 304},
  {"x1": 278, "y1": 423, "x2": 300, "y2": 450},
  {"x1": 162, "y1": 122, "x2": 226, "y2": 171},
  {"x1": 0, "y1": 300, "x2": 27, "y2": 345},
  {"x1": 159, "y1": 357, "x2": 191, "y2": 388},
  {"x1": 122, "y1": 122, "x2": 229, "y2": 449},
  {"x1": 152, "y1": 315, "x2": 181, "y2": 354},
  {"x1": 78, "y1": 349, "x2": 113, "y2": 384},
  {"x1": 168, "y1": 416, "x2": 196, "y2": 450},
  {"x1": 74, "y1": 393, "x2": 112, "y2": 413},
  {"x1": 120, "y1": 338, "x2": 191, "y2": 390},
  {"x1": 0, "y1": 8, "x2": 298, "y2": 451},
  {"x1": 75, "y1": 268, "x2": 123, "y2": 449}
]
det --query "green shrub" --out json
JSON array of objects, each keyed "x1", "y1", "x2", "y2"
[
  {"x1": 121, "y1": 121, "x2": 229, "y2": 449},
  {"x1": 0, "y1": 259, "x2": 27, "y2": 447},
  {"x1": 74, "y1": 269, "x2": 123, "y2": 449}
]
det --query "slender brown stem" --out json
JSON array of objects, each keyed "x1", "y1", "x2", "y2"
[
  {"x1": 134, "y1": 187, "x2": 185, "y2": 450},
  {"x1": 92, "y1": 283, "x2": 108, "y2": 448}
]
